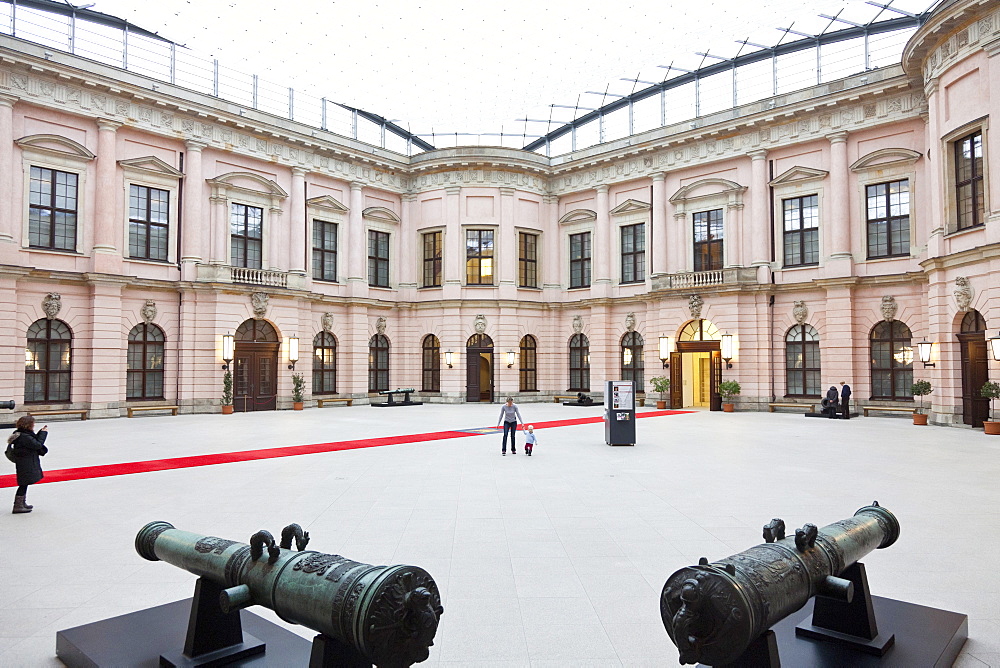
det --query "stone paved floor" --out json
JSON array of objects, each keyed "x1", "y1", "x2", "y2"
[{"x1": 1, "y1": 403, "x2": 998, "y2": 667}]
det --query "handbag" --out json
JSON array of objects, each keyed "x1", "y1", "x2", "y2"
[{"x1": 4, "y1": 443, "x2": 15, "y2": 463}]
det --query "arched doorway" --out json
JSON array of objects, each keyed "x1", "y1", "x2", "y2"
[
  {"x1": 959, "y1": 310, "x2": 989, "y2": 427},
  {"x1": 234, "y1": 319, "x2": 279, "y2": 412},
  {"x1": 670, "y1": 318, "x2": 722, "y2": 411},
  {"x1": 466, "y1": 333, "x2": 494, "y2": 402}
]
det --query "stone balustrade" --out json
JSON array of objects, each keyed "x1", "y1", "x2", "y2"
[{"x1": 652, "y1": 267, "x2": 760, "y2": 291}]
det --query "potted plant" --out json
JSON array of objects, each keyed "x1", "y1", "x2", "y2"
[
  {"x1": 221, "y1": 369, "x2": 234, "y2": 414},
  {"x1": 718, "y1": 380, "x2": 741, "y2": 412},
  {"x1": 650, "y1": 376, "x2": 670, "y2": 409},
  {"x1": 291, "y1": 372, "x2": 305, "y2": 411},
  {"x1": 981, "y1": 381, "x2": 1000, "y2": 435},
  {"x1": 911, "y1": 380, "x2": 932, "y2": 425}
]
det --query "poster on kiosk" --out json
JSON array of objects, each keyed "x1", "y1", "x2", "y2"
[{"x1": 605, "y1": 380, "x2": 636, "y2": 446}]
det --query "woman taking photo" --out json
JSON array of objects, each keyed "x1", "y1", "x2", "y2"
[{"x1": 8, "y1": 416, "x2": 48, "y2": 514}]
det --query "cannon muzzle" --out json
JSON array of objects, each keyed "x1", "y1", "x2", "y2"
[
  {"x1": 660, "y1": 503, "x2": 899, "y2": 665},
  {"x1": 136, "y1": 521, "x2": 443, "y2": 668}
]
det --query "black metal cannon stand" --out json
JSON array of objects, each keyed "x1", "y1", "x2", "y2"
[
  {"x1": 160, "y1": 577, "x2": 266, "y2": 667},
  {"x1": 309, "y1": 633, "x2": 372, "y2": 668},
  {"x1": 795, "y1": 562, "x2": 894, "y2": 655}
]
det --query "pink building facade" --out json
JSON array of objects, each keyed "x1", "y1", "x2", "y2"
[{"x1": 0, "y1": 0, "x2": 997, "y2": 425}]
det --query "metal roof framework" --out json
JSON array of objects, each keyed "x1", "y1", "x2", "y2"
[{"x1": 522, "y1": 6, "x2": 934, "y2": 153}]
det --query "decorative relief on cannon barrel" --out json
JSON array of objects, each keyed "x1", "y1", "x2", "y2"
[
  {"x1": 660, "y1": 503, "x2": 899, "y2": 665},
  {"x1": 135, "y1": 521, "x2": 444, "y2": 667}
]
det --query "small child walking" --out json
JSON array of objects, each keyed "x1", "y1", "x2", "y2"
[{"x1": 524, "y1": 425, "x2": 536, "y2": 456}]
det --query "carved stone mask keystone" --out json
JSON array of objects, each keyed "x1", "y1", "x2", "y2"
[
  {"x1": 140, "y1": 299, "x2": 157, "y2": 325},
  {"x1": 880, "y1": 295, "x2": 897, "y2": 322},
  {"x1": 42, "y1": 293, "x2": 61, "y2": 320},
  {"x1": 251, "y1": 292, "x2": 269, "y2": 319}
]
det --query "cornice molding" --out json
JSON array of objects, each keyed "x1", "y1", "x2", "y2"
[{"x1": 15, "y1": 133, "x2": 95, "y2": 160}]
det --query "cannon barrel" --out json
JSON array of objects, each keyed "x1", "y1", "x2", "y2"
[
  {"x1": 136, "y1": 521, "x2": 443, "y2": 668},
  {"x1": 659, "y1": 503, "x2": 899, "y2": 666}
]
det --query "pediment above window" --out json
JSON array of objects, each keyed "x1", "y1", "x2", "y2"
[
  {"x1": 558, "y1": 208, "x2": 597, "y2": 224},
  {"x1": 207, "y1": 171, "x2": 288, "y2": 198},
  {"x1": 850, "y1": 148, "x2": 922, "y2": 172},
  {"x1": 609, "y1": 199, "x2": 652, "y2": 215},
  {"x1": 16, "y1": 134, "x2": 95, "y2": 161},
  {"x1": 118, "y1": 156, "x2": 183, "y2": 179},
  {"x1": 306, "y1": 195, "x2": 349, "y2": 213},
  {"x1": 362, "y1": 206, "x2": 400, "y2": 223},
  {"x1": 669, "y1": 178, "x2": 745, "y2": 203},
  {"x1": 769, "y1": 166, "x2": 828, "y2": 186}
]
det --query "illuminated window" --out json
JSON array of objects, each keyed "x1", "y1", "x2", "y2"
[
  {"x1": 870, "y1": 320, "x2": 913, "y2": 400},
  {"x1": 620, "y1": 331, "x2": 644, "y2": 389},
  {"x1": 466, "y1": 229, "x2": 494, "y2": 285},
  {"x1": 312, "y1": 332, "x2": 337, "y2": 395},
  {"x1": 25, "y1": 318, "x2": 72, "y2": 403}
]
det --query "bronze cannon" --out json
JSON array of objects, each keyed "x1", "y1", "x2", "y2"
[
  {"x1": 136, "y1": 521, "x2": 443, "y2": 667},
  {"x1": 659, "y1": 502, "x2": 899, "y2": 665}
]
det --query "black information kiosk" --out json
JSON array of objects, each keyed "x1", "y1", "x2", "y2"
[{"x1": 604, "y1": 380, "x2": 636, "y2": 446}]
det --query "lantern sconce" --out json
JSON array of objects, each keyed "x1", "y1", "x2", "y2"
[
  {"x1": 720, "y1": 333, "x2": 734, "y2": 369},
  {"x1": 917, "y1": 340, "x2": 935, "y2": 368},
  {"x1": 989, "y1": 332, "x2": 1000, "y2": 361},
  {"x1": 444, "y1": 350, "x2": 453, "y2": 368},
  {"x1": 287, "y1": 336, "x2": 299, "y2": 370},
  {"x1": 221, "y1": 333, "x2": 235, "y2": 370},
  {"x1": 506, "y1": 350, "x2": 516, "y2": 368},
  {"x1": 658, "y1": 335, "x2": 673, "y2": 369}
]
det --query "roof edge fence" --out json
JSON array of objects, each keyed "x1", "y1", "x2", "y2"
[
  {"x1": 0, "y1": 0, "x2": 430, "y2": 155},
  {"x1": 522, "y1": 9, "x2": 933, "y2": 156}
]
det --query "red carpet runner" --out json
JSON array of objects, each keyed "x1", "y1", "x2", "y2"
[{"x1": 0, "y1": 410, "x2": 692, "y2": 488}]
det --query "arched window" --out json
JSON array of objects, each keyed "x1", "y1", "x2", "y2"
[
  {"x1": 422, "y1": 334, "x2": 440, "y2": 392},
  {"x1": 870, "y1": 321, "x2": 913, "y2": 400},
  {"x1": 961, "y1": 310, "x2": 986, "y2": 333},
  {"x1": 785, "y1": 324, "x2": 820, "y2": 397},
  {"x1": 621, "y1": 331, "x2": 645, "y2": 390},
  {"x1": 519, "y1": 335, "x2": 537, "y2": 392},
  {"x1": 235, "y1": 319, "x2": 278, "y2": 342},
  {"x1": 368, "y1": 334, "x2": 390, "y2": 392},
  {"x1": 313, "y1": 332, "x2": 337, "y2": 395},
  {"x1": 678, "y1": 318, "x2": 721, "y2": 341},
  {"x1": 25, "y1": 318, "x2": 72, "y2": 403},
  {"x1": 569, "y1": 333, "x2": 590, "y2": 392},
  {"x1": 127, "y1": 323, "x2": 165, "y2": 400}
]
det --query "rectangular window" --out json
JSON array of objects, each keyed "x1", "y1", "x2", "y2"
[
  {"x1": 422, "y1": 231, "x2": 442, "y2": 287},
  {"x1": 312, "y1": 220, "x2": 338, "y2": 282},
  {"x1": 368, "y1": 230, "x2": 390, "y2": 287},
  {"x1": 569, "y1": 232, "x2": 591, "y2": 288},
  {"x1": 230, "y1": 203, "x2": 263, "y2": 268},
  {"x1": 128, "y1": 185, "x2": 170, "y2": 261},
  {"x1": 621, "y1": 223, "x2": 646, "y2": 283},
  {"x1": 693, "y1": 209, "x2": 724, "y2": 271},
  {"x1": 866, "y1": 180, "x2": 909, "y2": 259},
  {"x1": 518, "y1": 232, "x2": 538, "y2": 288},
  {"x1": 955, "y1": 130, "x2": 984, "y2": 230},
  {"x1": 782, "y1": 195, "x2": 819, "y2": 267},
  {"x1": 465, "y1": 229, "x2": 495, "y2": 285},
  {"x1": 29, "y1": 166, "x2": 78, "y2": 251}
]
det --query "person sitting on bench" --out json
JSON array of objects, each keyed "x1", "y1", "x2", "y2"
[
  {"x1": 576, "y1": 392, "x2": 594, "y2": 405},
  {"x1": 820, "y1": 386, "x2": 840, "y2": 418}
]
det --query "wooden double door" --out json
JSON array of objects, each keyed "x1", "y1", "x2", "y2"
[
  {"x1": 959, "y1": 333, "x2": 989, "y2": 427},
  {"x1": 466, "y1": 348, "x2": 494, "y2": 402},
  {"x1": 668, "y1": 343, "x2": 722, "y2": 411},
  {"x1": 234, "y1": 342, "x2": 279, "y2": 412}
]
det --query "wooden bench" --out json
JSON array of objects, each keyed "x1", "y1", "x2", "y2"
[
  {"x1": 316, "y1": 398, "x2": 353, "y2": 407},
  {"x1": 862, "y1": 406, "x2": 914, "y2": 417},
  {"x1": 768, "y1": 403, "x2": 816, "y2": 413},
  {"x1": 27, "y1": 409, "x2": 88, "y2": 421},
  {"x1": 553, "y1": 395, "x2": 578, "y2": 403},
  {"x1": 126, "y1": 405, "x2": 179, "y2": 418}
]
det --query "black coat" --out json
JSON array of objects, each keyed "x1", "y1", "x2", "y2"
[{"x1": 11, "y1": 429, "x2": 47, "y2": 486}]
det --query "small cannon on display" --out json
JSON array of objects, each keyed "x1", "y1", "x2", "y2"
[
  {"x1": 660, "y1": 503, "x2": 901, "y2": 666},
  {"x1": 0, "y1": 400, "x2": 15, "y2": 410},
  {"x1": 134, "y1": 521, "x2": 443, "y2": 667},
  {"x1": 373, "y1": 388, "x2": 422, "y2": 407}
]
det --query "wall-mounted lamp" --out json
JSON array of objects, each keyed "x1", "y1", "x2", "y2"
[
  {"x1": 990, "y1": 332, "x2": 1000, "y2": 361},
  {"x1": 221, "y1": 333, "x2": 234, "y2": 370},
  {"x1": 623, "y1": 347, "x2": 633, "y2": 366},
  {"x1": 917, "y1": 340, "x2": 935, "y2": 368},
  {"x1": 287, "y1": 336, "x2": 299, "y2": 370},
  {"x1": 658, "y1": 335, "x2": 673, "y2": 369},
  {"x1": 506, "y1": 350, "x2": 516, "y2": 368},
  {"x1": 720, "y1": 333, "x2": 734, "y2": 369},
  {"x1": 444, "y1": 350, "x2": 453, "y2": 368}
]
